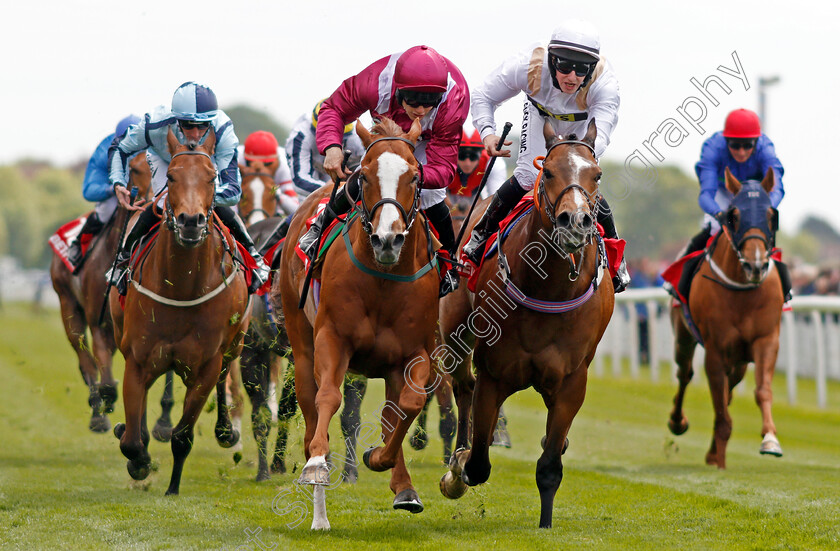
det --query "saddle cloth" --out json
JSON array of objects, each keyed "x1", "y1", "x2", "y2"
[{"x1": 48, "y1": 213, "x2": 94, "y2": 272}]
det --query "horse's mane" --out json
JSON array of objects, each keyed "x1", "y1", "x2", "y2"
[{"x1": 370, "y1": 118, "x2": 405, "y2": 139}]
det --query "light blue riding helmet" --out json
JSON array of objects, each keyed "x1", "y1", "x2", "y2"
[
  {"x1": 115, "y1": 114, "x2": 140, "y2": 138},
  {"x1": 171, "y1": 81, "x2": 219, "y2": 122}
]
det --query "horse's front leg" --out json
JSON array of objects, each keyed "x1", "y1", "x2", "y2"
[
  {"x1": 224, "y1": 357, "x2": 245, "y2": 453},
  {"x1": 240, "y1": 343, "x2": 272, "y2": 481},
  {"x1": 214, "y1": 370, "x2": 241, "y2": 449},
  {"x1": 435, "y1": 376, "x2": 456, "y2": 464},
  {"x1": 152, "y1": 370, "x2": 175, "y2": 442},
  {"x1": 668, "y1": 308, "x2": 697, "y2": 436},
  {"x1": 166, "y1": 356, "x2": 222, "y2": 495},
  {"x1": 115, "y1": 357, "x2": 152, "y2": 480},
  {"x1": 365, "y1": 352, "x2": 429, "y2": 514},
  {"x1": 536, "y1": 365, "x2": 587, "y2": 529},
  {"x1": 272, "y1": 355, "x2": 297, "y2": 474},
  {"x1": 753, "y1": 334, "x2": 783, "y2": 457},
  {"x1": 704, "y1": 349, "x2": 732, "y2": 469},
  {"x1": 462, "y1": 370, "x2": 509, "y2": 487},
  {"x1": 91, "y1": 324, "x2": 118, "y2": 415},
  {"x1": 340, "y1": 375, "x2": 367, "y2": 483},
  {"x1": 299, "y1": 328, "x2": 349, "y2": 485}
]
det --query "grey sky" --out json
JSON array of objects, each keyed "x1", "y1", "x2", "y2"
[{"x1": 1, "y1": 0, "x2": 833, "y2": 231}]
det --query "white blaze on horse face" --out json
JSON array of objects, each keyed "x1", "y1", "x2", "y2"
[
  {"x1": 373, "y1": 152, "x2": 409, "y2": 237},
  {"x1": 248, "y1": 177, "x2": 266, "y2": 223},
  {"x1": 567, "y1": 150, "x2": 596, "y2": 211}
]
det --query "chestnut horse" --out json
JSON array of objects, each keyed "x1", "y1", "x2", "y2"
[
  {"x1": 668, "y1": 168, "x2": 784, "y2": 468},
  {"x1": 440, "y1": 120, "x2": 614, "y2": 528},
  {"x1": 50, "y1": 153, "x2": 151, "y2": 432},
  {"x1": 110, "y1": 129, "x2": 250, "y2": 495},
  {"x1": 279, "y1": 118, "x2": 438, "y2": 529},
  {"x1": 239, "y1": 161, "x2": 279, "y2": 225}
]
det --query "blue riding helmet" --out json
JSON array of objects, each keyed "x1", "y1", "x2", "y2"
[
  {"x1": 171, "y1": 82, "x2": 219, "y2": 122},
  {"x1": 115, "y1": 114, "x2": 140, "y2": 138}
]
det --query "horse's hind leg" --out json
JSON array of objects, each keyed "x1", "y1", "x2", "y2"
[
  {"x1": 167, "y1": 358, "x2": 222, "y2": 495},
  {"x1": 436, "y1": 376, "x2": 456, "y2": 464},
  {"x1": 535, "y1": 365, "x2": 588, "y2": 529},
  {"x1": 57, "y1": 295, "x2": 105, "y2": 431},
  {"x1": 225, "y1": 358, "x2": 246, "y2": 453},
  {"x1": 272, "y1": 356, "x2": 297, "y2": 474},
  {"x1": 152, "y1": 370, "x2": 175, "y2": 442},
  {"x1": 409, "y1": 390, "x2": 433, "y2": 451},
  {"x1": 90, "y1": 324, "x2": 118, "y2": 415},
  {"x1": 214, "y1": 374, "x2": 241, "y2": 449},
  {"x1": 241, "y1": 344, "x2": 272, "y2": 481},
  {"x1": 704, "y1": 350, "x2": 732, "y2": 469},
  {"x1": 753, "y1": 335, "x2": 783, "y2": 457},
  {"x1": 116, "y1": 357, "x2": 152, "y2": 480},
  {"x1": 669, "y1": 310, "x2": 697, "y2": 436},
  {"x1": 340, "y1": 375, "x2": 367, "y2": 483}
]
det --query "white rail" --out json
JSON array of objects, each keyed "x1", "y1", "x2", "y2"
[{"x1": 599, "y1": 289, "x2": 840, "y2": 408}]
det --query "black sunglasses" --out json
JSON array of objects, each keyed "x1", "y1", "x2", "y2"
[
  {"x1": 458, "y1": 149, "x2": 481, "y2": 161},
  {"x1": 179, "y1": 120, "x2": 210, "y2": 130},
  {"x1": 551, "y1": 57, "x2": 592, "y2": 77},
  {"x1": 726, "y1": 138, "x2": 757, "y2": 151},
  {"x1": 400, "y1": 90, "x2": 443, "y2": 109}
]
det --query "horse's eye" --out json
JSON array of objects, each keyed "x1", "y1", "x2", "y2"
[
  {"x1": 595, "y1": 173, "x2": 602, "y2": 182},
  {"x1": 544, "y1": 169, "x2": 553, "y2": 179}
]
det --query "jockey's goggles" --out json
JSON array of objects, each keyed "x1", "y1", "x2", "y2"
[
  {"x1": 400, "y1": 90, "x2": 443, "y2": 108},
  {"x1": 726, "y1": 138, "x2": 757, "y2": 151},
  {"x1": 458, "y1": 148, "x2": 481, "y2": 161},
  {"x1": 179, "y1": 120, "x2": 211, "y2": 130},
  {"x1": 550, "y1": 57, "x2": 593, "y2": 77}
]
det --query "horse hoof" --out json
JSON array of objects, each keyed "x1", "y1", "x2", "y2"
[
  {"x1": 127, "y1": 459, "x2": 151, "y2": 480},
  {"x1": 299, "y1": 457, "x2": 330, "y2": 485},
  {"x1": 342, "y1": 464, "x2": 358, "y2": 484},
  {"x1": 393, "y1": 489, "x2": 424, "y2": 513},
  {"x1": 256, "y1": 469, "x2": 271, "y2": 483},
  {"x1": 668, "y1": 418, "x2": 689, "y2": 436},
  {"x1": 215, "y1": 427, "x2": 240, "y2": 449},
  {"x1": 409, "y1": 429, "x2": 429, "y2": 451},
  {"x1": 113, "y1": 423, "x2": 126, "y2": 439},
  {"x1": 759, "y1": 433, "x2": 783, "y2": 457},
  {"x1": 152, "y1": 420, "x2": 173, "y2": 442},
  {"x1": 439, "y1": 472, "x2": 468, "y2": 499},
  {"x1": 271, "y1": 458, "x2": 287, "y2": 474},
  {"x1": 362, "y1": 448, "x2": 375, "y2": 470},
  {"x1": 89, "y1": 414, "x2": 111, "y2": 433},
  {"x1": 491, "y1": 426, "x2": 511, "y2": 448}
]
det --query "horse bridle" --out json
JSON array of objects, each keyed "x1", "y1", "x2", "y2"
[
  {"x1": 351, "y1": 136, "x2": 421, "y2": 236},
  {"x1": 164, "y1": 150, "x2": 216, "y2": 243},
  {"x1": 538, "y1": 140, "x2": 599, "y2": 232}
]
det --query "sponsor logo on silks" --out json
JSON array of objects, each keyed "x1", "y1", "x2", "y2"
[{"x1": 527, "y1": 96, "x2": 589, "y2": 122}]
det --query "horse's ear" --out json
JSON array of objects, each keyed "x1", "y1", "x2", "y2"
[
  {"x1": 201, "y1": 128, "x2": 216, "y2": 155},
  {"x1": 583, "y1": 118, "x2": 597, "y2": 148},
  {"x1": 356, "y1": 120, "x2": 372, "y2": 148},
  {"x1": 543, "y1": 121, "x2": 558, "y2": 150},
  {"x1": 407, "y1": 118, "x2": 422, "y2": 144},
  {"x1": 167, "y1": 127, "x2": 179, "y2": 155},
  {"x1": 724, "y1": 166, "x2": 741, "y2": 195},
  {"x1": 760, "y1": 167, "x2": 775, "y2": 194}
]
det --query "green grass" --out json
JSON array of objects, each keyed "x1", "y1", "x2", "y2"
[{"x1": 1, "y1": 303, "x2": 839, "y2": 550}]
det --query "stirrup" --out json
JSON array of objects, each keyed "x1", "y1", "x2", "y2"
[
  {"x1": 439, "y1": 269, "x2": 460, "y2": 298},
  {"x1": 463, "y1": 231, "x2": 489, "y2": 265},
  {"x1": 248, "y1": 257, "x2": 270, "y2": 294},
  {"x1": 613, "y1": 260, "x2": 631, "y2": 294}
]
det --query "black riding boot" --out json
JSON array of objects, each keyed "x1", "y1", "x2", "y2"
[
  {"x1": 68, "y1": 212, "x2": 105, "y2": 274},
  {"x1": 776, "y1": 260, "x2": 793, "y2": 302},
  {"x1": 597, "y1": 196, "x2": 630, "y2": 293},
  {"x1": 425, "y1": 201, "x2": 459, "y2": 297},
  {"x1": 681, "y1": 225, "x2": 713, "y2": 258},
  {"x1": 107, "y1": 203, "x2": 158, "y2": 295},
  {"x1": 215, "y1": 206, "x2": 269, "y2": 294},
  {"x1": 299, "y1": 178, "x2": 359, "y2": 264},
  {"x1": 462, "y1": 176, "x2": 528, "y2": 265}
]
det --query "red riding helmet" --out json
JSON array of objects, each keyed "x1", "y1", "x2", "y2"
[
  {"x1": 394, "y1": 45, "x2": 448, "y2": 92},
  {"x1": 722, "y1": 109, "x2": 761, "y2": 138},
  {"x1": 460, "y1": 128, "x2": 483, "y2": 149},
  {"x1": 244, "y1": 131, "x2": 279, "y2": 163}
]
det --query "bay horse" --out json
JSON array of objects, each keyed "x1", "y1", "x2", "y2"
[
  {"x1": 50, "y1": 153, "x2": 151, "y2": 432},
  {"x1": 110, "y1": 128, "x2": 251, "y2": 495},
  {"x1": 668, "y1": 167, "x2": 784, "y2": 468},
  {"x1": 440, "y1": 120, "x2": 615, "y2": 528},
  {"x1": 278, "y1": 117, "x2": 438, "y2": 529}
]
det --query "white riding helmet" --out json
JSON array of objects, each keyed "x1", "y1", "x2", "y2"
[
  {"x1": 548, "y1": 20, "x2": 601, "y2": 64},
  {"x1": 171, "y1": 81, "x2": 219, "y2": 122}
]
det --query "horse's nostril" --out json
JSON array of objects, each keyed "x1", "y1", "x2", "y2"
[
  {"x1": 393, "y1": 234, "x2": 405, "y2": 248},
  {"x1": 557, "y1": 212, "x2": 571, "y2": 228},
  {"x1": 177, "y1": 213, "x2": 186, "y2": 226},
  {"x1": 581, "y1": 213, "x2": 593, "y2": 230},
  {"x1": 370, "y1": 235, "x2": 382, "y2": 249},
  {"x1": 197, "y1": 213, "x2": 206, "y2": 226}
]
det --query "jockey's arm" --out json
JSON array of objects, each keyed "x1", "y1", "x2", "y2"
[{"x1": 212, "y1": 126, "x2": 242, "y2": 207}]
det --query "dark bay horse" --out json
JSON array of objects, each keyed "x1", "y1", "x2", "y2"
[
  {"x1": 278, "y1": 118, "x2": 438, "y2": 529},
  {"x1": 50, "y1": 153, "x2": 151, "y2": 432},
  {"x1": 440, "y1": 120, "x2": 615, "y2": 528},
  {"x1": 110, "y1": 129, "x2": 250, "y2": 495},
  {"x1": 668, "y1": 167, "x2": 784, "y2": 468}
]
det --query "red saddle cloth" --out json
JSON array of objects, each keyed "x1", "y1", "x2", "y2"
[
  {"x1": 293, "y1": 198, "x2": 346, "y2": 273},
  {"x1": 462, "y1": 197, "x2": 625, "y2": 293},
  {"x1": 48, "y1": 213, "x2": 95, "y2": 272}
]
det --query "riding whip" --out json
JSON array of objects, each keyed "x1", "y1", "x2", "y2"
[
  {"x1": 98, "y1": 186, "x2": 138, "y2": 325},
  {"x1": 298, "y1": 150, "x2": 351, "y2": 309},
  {"x1": 454, "y1": 122, "x2": 513, "y2": 250}
]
